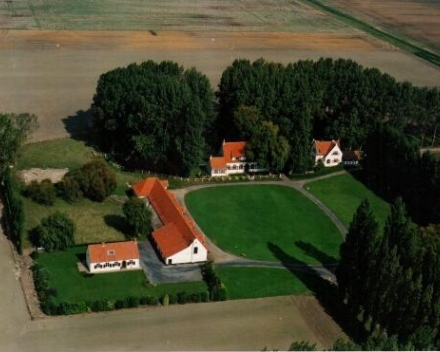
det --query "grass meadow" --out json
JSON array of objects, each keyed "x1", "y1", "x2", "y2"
[
  {"x1": 37, "y1": 246, "x2": 207, "y2": 303},
  {"x1": 306, "y1": 172, "x2": 390, "y2": 229},
  {"x1": 185, "y1": 185, "x2": 342, "y2": 264}
]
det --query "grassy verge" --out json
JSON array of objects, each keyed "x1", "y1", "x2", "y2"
[
  {"x1": 36, "y1": 246, "x2": 207, "y2": 303},
  {"x1": 306, "y1": 172, "x2": 390, "y2": 228},
  {"x1": 216, "y1": 267, "x2": 311, "y2": 299},
  {"x1": 303, "y1": 0, "x2": 440, "y2": 67},
  {"x1": 186, "y1": 185, "x2": 342, "y2": 264}
]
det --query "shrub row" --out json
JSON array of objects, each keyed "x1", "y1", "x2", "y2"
[
  {"x1": 1, "y1": 168, "x2": 25, "y2": 254},
  {"x1": 201, "y1": 262, "x2": 228, "y2": 301},
  {"x1": 23, "y1": 179, "x2": 56, "y2": 206}
]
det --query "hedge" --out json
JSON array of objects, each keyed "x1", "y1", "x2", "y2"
[{"x1": 1, "y1": 168, "x2": 25, "y2": 254}]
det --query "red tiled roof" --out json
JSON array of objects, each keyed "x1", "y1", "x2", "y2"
[
  {"x1": 132, "y1": 178, "x2": 168, "y2": 197},
  {"x1": 88, "y1": 241, "x2": 139, "y2": 263},
  {"x1": 134, "y1": 177, "x2": 207, "y2": 258},
  {"x1": 209, "y1": 156, "x2": 226, "y2": 170},
  {"x1": 222, "y1": 141, "x2": 246, "y2": 163},
  {"x1": 314, "y1": 140, "x2": 339, "y2": 157}
]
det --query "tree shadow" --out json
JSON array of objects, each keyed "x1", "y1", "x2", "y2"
[
  {"x1": 267, "y1": 241, "x2": 367, "y2": 344},
  {"x1": 27, "y1": 227, "x2": 40, "y2": 248},
  {"x1": 103, "y1": 214, "x2": 129, "y2": 237},
  {"x1": 294, "y1": 240, "x2": 338, "y2": 271},
  {"x1": 62, "y1": 109, "x2": 95, "y2": 144}
]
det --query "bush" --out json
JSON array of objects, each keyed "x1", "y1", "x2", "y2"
[
  {"x1": 168, "y1": 293, "x2": 178, "y2": 304},
  {"x1": 127, "y1": 296, "x2": 140, "y2": 308},
  {"x1": 147, "y1": 296, "x2": 158, "y2": 306},
  {"x1": 201, "y1": 261, "x2": 228, "y2": 301},
  {"x1": 200, "y1": 291, "x2": 209, "y2": 302},
  {"x1": 123, "y1": 197, "x2": 152, "y2": 238},
  {"x1": 161, "y1": 294, "x2": 169, "y2": 306},
  {"x1": 177, "y1": 292, "x2": 189, "y2": 304},
  {"x1": 24, "y1": 179, "x2": 56, "y2": 205},
  {"x1": 36, "y1": 211, "x2": 75, "y2": 252},
  {"x1": 61, "y1": 159, "x2": 117, "y2": 202}
]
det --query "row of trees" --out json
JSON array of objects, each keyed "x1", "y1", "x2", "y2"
[
  {"x1": 336, "y1": 199, "x2": 440, "y2": 349},
  {"x1": 92, "y1": 58, "x2": 440, "y2": 176}
]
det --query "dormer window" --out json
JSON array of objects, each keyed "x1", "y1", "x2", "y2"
[{"x1": 108, "y1": 250, "x2": 115, "y2": 255}]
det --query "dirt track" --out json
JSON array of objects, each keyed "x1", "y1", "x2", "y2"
[{"x1": 1, "y1": 30, "x2": 440, "y2": 142}]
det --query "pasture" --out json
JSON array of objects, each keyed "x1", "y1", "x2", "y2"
[
  {"x1": 185, "y1": 185, "x2": 342, "y2": 264},
  {"x1": 306, "y1": 172, "x2": 390, "y2": 228}
]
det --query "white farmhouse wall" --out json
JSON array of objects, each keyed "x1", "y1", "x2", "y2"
[
  {"x1": 86, "y1": 249, "x2": 140, "y2": 273},
  {"x1": 322, "y1": 145, "x2": 342, "y2": 167},
  {"x1": 165, "y1": 239, "x2": 208, "y2": 265}
]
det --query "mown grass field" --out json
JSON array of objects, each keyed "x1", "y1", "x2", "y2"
[
  {"x1": 186, "y1": 185, "x2": 342, "y2": 264},
  {"x1": 216, "y1": 267, "x2": 311, "y2": 299},
  {"x1": 0, "y1": 0, "x2": 353, "y2": 32},
  {"x1": 36, "y1": 246, "x2": 207, "y2": 303},
  {"x1": 306, "y1": 172, "x2": 390, "y2": 228}
]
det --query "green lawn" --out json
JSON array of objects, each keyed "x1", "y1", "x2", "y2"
[
  {"x1": 37, "y1": 246, "x2": 207, "y2": 303},
  {"x1": 216, "y1": 267, "x2": 311, "y2": 299},
  {"x1": 23, "y1": 196, "x2": 127, "y2": 245},
  {"x1": 185, "y1": 185, "x2": 342, "y2": 264},
  {"x1": 306, "y1": 172, "x2": 390, "y2": 228}
]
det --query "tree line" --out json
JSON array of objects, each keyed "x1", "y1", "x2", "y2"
[
  {"x1": 337, "y1": 198, "x2": 440, "y2": 349},
  {"x1": 92, "y1": 58, "x2": 440, "y2": 176}
]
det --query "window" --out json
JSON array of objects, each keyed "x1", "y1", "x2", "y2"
[
  {"x1": 333, "y1": 159, "x2": 339, "y2": 163},
  {"x1": 168, "y1": 259, "x2": 172, "y2": 265},
  {"x1": 108, "y1": 250, "x2": 115, "y2": 256},
  {"x1": 332, "y1": 151, "x2": 339, "y2": 156},
  {"x1": 326, "y1": 159, "x2": 331, "y2": 164},
  {"x1": 194, "y1": 247, "x2": 198, "y2": 254}
]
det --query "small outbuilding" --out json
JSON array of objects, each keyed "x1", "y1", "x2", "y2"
[{"x1": 86, "y1": 241, "x2": 141, "y2": 274}]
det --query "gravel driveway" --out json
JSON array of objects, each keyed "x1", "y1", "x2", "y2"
[{"x1": 137, "y1": 240, "x2": 203, "y2": 284}]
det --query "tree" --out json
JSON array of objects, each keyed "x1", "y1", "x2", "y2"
[
  {"x1": 61, "y1": 160, "x2": 117, "y2": 202},
  {"x1": 122, "y1": 197, "x2": 152, "y2": 237},
  {"x1": 92, "y1": 61, "x2": 214, "y2": 176},
  {"x1": 37, "y1": 212, "x2": 75, "y2": 252},
  {"x1": 233, "y1": 106, "x2": 290, "y2": 172},
  {"x1": 336, "y1": 199, "x2": 380, "y2": 317},
  {"x1": 0, "y1": 113, "x2": 38, "y2": 173},
  {"x1": 24, "y1": 179, "x2": 56, "y2": 205}
]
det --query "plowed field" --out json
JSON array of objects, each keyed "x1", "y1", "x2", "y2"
[
  {"x1": 327, "y1": 0, "x2": 440, "y2": 52},
  {"x1": 1, "y1": 30, "x2": 440, "y2": 142}
]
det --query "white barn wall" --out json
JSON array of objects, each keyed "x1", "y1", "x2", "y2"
[{"x1": 165, "y1": 239, "x2": 208, "y2": 265}]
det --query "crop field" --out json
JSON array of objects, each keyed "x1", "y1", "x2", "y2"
[
  {"x1": 1, "y1": 1, "x2": 440, "y2": 142},
  {"x1": 321, "y1": 0, "x2": 440, "y2": 53},
  {"x1": 0, "y1": 0, "x2": 352, "y2": 32}
]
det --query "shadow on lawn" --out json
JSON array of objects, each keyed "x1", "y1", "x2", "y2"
[
  {"x1": 294, "y1": 240, "x2": 338, "y2": 270},
  {"x1": 267, "y1": 242, "x2": 366, "y2": 344},
  {"x1": 103, "y1": 214, "x2": 129, "y2": 237}
]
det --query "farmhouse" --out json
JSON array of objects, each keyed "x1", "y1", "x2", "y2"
[
  {"x1": 208, "y1": 140, "x2": 262, "y2": 177},
  {"x1": 342, "y1": 150, "x2": 362, "y2": 166},
  {"x1": 311, "y1": 139, "x2": 342, "y2": 167},
  {"x1": 86, "y1": 241, "x2": 141, "y2": 274},
  {"x1": 132, "y1": 177, "x2": 208, "y2": 265}
]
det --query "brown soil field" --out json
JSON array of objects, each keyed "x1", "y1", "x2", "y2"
[
  {"x1": 1, "y1": 30, "x2": 440, "y2": 142},
  {"x1": 327, "y1": 0, "x2": 440, "y2": 53}
]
